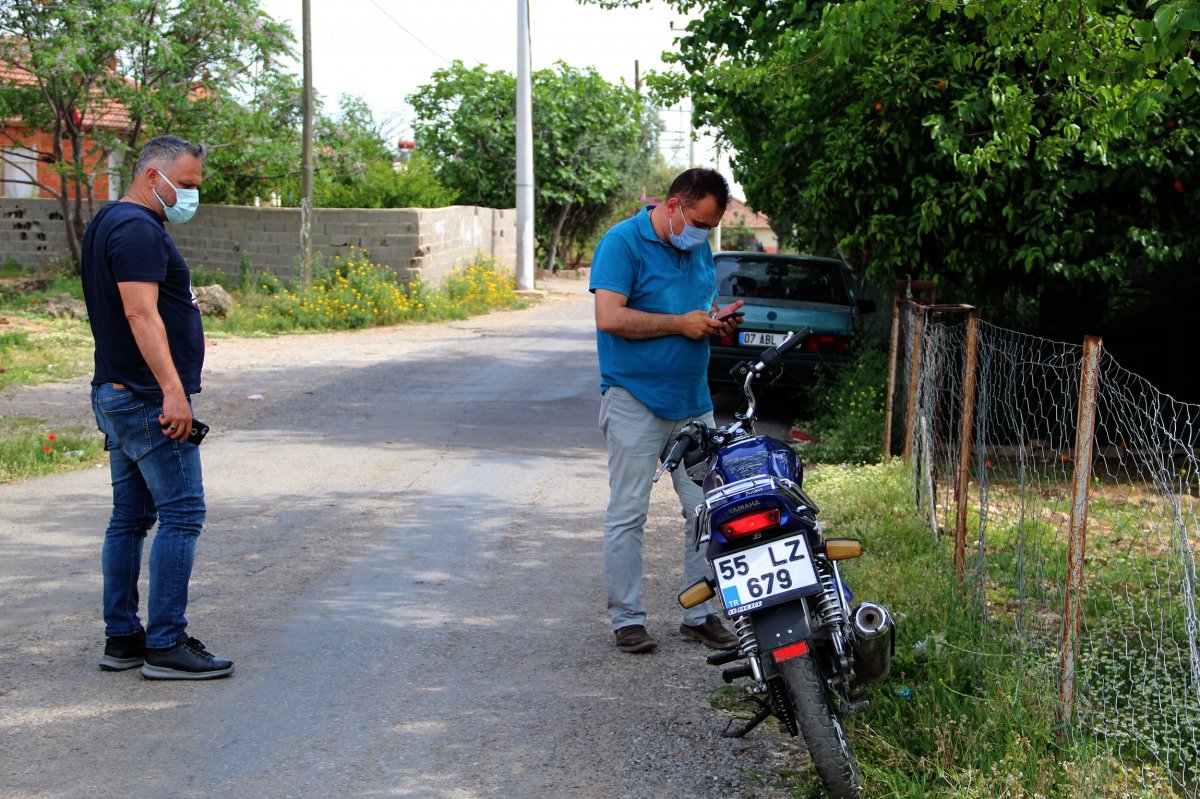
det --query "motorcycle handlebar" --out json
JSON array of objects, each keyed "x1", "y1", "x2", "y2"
[
  {"x1": 775, "y1": 327, "x2": 811, "y2": 357},
  {"x1": 653, "y1": 422, "x2": 706, "y2": 483},
  {"x1": 747, "y1": 327, "x2": 811, "y2": 379}
]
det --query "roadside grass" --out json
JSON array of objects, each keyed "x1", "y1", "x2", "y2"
[
  {"x1": 0, "y1": 318, "x2": 94, "y2": 391},
  {"x1": 704, "y1": 462, "x2": 1183, "y2": 798},
  {"x1": 0, "y1": 416, "x2": 106, "y2": 483},
  {"x1": 0, "y1": 250, "x2": 530, "y2": 482}
]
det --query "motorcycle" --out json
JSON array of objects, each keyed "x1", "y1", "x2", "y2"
[{"x1": 656, "y1": 328, "x2": 895, "y2": 799}]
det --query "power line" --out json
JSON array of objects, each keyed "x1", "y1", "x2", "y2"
[{"x1": 365, "y1": 0, "x2": 451, "y2": 64}]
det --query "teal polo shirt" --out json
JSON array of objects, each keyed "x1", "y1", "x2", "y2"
[{"x1": 589, "y1": 205, "x2": 717, "y2": 419}]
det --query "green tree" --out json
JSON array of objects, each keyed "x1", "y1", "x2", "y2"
[
  {"x1": 181, "y1": 67, "x2": 307, "y2": 207},
  {"x1": 409, "y1": 61, "x2": 660, "y2": 270},
  {"x1": 307, "y1": 95, "x2": 456, "y2": 209},
  {"x1": 0, "y1": 0, "x2": 293, "y2": 265},
  {"x1": 586, "y1": 0, "x2": 1199, "y2": 328}
]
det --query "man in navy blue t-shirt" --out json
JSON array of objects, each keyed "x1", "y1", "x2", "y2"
[{"x1": 81, "y1": 135, "x2": 233, "y2": 680}]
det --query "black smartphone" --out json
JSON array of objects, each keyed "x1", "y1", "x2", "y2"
[
  {"x1": 715, "y1": 309, "x2": 746, "y2": 322},
  {"x1": 187, "y1": 420, "x2": 210, "y2": 446}
]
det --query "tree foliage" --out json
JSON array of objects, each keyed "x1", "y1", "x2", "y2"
[
  {"x1": 586, "y1": 0, "x2": 1199, "y2": 328},
  {"x1": 408, "y1": 61, "x2": 661, "y2": 269},
  {"x1": 309, "y1": 95, "x2": 457, "y2": 209},
  {"x1": 0, "y1": 0, "x2": 294, "y2": 265},
  {"x1": 0, "y1": 2, "x2": 457, "y2": 267}
]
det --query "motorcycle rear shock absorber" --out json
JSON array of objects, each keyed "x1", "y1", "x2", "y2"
[
  {"x1": 733, "y1": 614, "x2": 766, "y2": 682},
  {"x1": 814, "y1": 560, "x2": 855, "y2": 685},
  {"x1": 814, "y1": 563, "x2": 843, "y2": 627}
]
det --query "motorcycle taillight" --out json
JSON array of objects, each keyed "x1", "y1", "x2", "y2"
[
  {"x1": 719, "y1": 508, "x2": 780, "y2": 538},
  {"x1": 772, "y1": 639, "x2": 810, "y2": 663}
]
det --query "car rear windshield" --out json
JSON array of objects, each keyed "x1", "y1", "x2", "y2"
[{"x1": 715, "y1": 256, "x2": 851, "y2": 306}]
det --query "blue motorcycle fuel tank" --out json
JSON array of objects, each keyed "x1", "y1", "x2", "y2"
[
  {"x1": 703, "y1": 435, "x2": 803, "y2": 493},
  {"x1": 701, "y1": 436, "x2": 817, "y2": 553}
]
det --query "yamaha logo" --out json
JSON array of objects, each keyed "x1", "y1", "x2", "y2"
[{"x1": 727, "y1": 499, "x2": 763, "y2": 515}]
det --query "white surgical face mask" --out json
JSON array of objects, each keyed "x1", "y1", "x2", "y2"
[
  {"x1": 668, "y1": 202, "x2": 710, "y2": 251},
  {"x1": 153, "y1": 172, "x2": 200, "y2": 224}
]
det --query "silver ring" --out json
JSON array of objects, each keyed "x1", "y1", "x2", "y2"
[{"x1": 168, "y1": 425, "x2": 178, "y2": 431}]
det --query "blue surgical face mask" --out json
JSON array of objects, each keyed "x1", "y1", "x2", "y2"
[
  {"x1": 153, "y1": 171, "x2": 200, "y2": 224},
  {"x1": 668, "y1": 203, "x2": 710, "y2": 251}
]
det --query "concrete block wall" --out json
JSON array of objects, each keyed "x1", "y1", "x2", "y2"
[
  {"x1": 0, "y1": 198, "x2": 516, "y2": 287},
  {"x1": 0, "y1": 198, "x2": 72, "y2": 265}
]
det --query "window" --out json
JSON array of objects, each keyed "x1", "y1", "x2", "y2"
[
  {"x1": 715, "y1": 256, "x2": 851, "y2": 305},
  {"x1": 107, "y1": 150, "x2": 124, "y2": 200},
  {"x1": 1, "y1": 147, "x2": 39, "y2": 198}
]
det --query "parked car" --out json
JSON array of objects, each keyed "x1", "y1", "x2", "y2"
[{"x1": 708, "y1": 251, "x2": 875, "y2": 390}]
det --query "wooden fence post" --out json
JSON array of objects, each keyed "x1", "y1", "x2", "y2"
[
  {"x1": 903, "y1": 309, "x2": 926, "y2": 466},
  {"x1": 883, "y1": 290, "x2": 903, "y2": 463},
  {"x1": 953, "y1": 312, "x2": 981, "y2": 574},
  {"x1": 1058, "y1": 335, "x2": 1103, "y2": 729}
]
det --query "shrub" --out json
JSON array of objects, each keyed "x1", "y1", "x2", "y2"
[
  {"x1": 232, "y1": 249, "x2": 525, "y2": 332},
  {"x1": 793, "y1": 344, "x2": 889, "y2": 465}
]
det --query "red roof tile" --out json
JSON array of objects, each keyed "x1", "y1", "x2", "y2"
[
  {"x1": 0, "y1": 42, "x2": 131, "y2": 132},
  {"x1": 725, "y1": 197, "x2": 772, "y2": 230}
]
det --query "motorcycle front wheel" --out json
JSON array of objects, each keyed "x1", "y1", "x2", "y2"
[{"x1": 779, "y1": 655, "x2": 862, "y2": 799}]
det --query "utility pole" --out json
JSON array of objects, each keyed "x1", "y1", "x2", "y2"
[
  {"x1": 688, "y1": 101, "x2": 695, "y2": 167},
  {"x1": 300, "y1": 0, "x2": 314, "y2": 286},
  {"x1": 515, "y1": 0, "x2": 535, "y2": 290}
]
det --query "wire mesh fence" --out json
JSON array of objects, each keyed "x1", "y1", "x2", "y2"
[{"x1": 889, "y1": 298, "x2": 1200, "y2": 795}]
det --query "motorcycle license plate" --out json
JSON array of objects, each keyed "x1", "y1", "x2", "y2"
[
  {"x1": 714, "y1": 533, "x2": 820, "y2": 617},
  {"x1": 739, "y1": 330, "x2": 785, "y2": 347}
]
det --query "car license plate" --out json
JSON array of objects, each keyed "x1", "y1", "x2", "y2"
[
  {"x1": 740, "y1": 331, "x2": 785, "y2": 347},
  {"x1": 713, "y1": 533, "x2": 820, "y2": 617}
]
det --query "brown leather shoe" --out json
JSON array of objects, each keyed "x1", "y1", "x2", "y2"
[
  {"x1": 680, "y1": 614, "x2": 739, "y2": 650},
  {"x1": 614, "y1": 624, "x2": 657, "y2": 654}
]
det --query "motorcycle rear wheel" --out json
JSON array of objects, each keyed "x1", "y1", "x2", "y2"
[{"x1": 779, "y1": 655, "x2": 862, "y2": 799}]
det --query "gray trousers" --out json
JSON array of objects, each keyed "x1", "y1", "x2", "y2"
[{"x1": 599, "y1": 386, "x2": 715, "y2": 630}]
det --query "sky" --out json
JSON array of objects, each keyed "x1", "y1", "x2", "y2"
[{"x1": 255, "y1": 0, "x2": 739, "y2": 193}]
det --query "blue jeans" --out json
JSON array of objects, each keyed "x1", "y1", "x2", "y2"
[
  {"x1": 91, "y1": 384, "x2": 205, "y2": 649},
  {"x1": 599, "y1": 386, "x2": 716, "y2": 630}
]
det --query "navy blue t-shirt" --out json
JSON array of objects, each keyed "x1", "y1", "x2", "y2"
[{"x1": 81, "y1": 201, "x2": 204, "y2": 398}]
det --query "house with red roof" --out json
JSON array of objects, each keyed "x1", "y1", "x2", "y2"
[
  {"x1": 0, "y1": 49, "x2": 131, "y2": 201},
  {"x1": 722, "y1": 197, "x2": 779, "y2": 253}
]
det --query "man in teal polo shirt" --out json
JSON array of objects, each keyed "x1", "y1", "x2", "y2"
[{"x1": 591, "y1": 168, "x2": 744, "y2": 654}]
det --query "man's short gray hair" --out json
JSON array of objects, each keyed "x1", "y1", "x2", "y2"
[{"x1": 134, "y1": 135, "x2": 206, "y2": 177}]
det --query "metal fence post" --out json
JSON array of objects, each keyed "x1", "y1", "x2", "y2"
[
  {"x1": 953, "y1": 312, "x2": 981, "y2": 574},
  {"x1": 1058, "y1": 335, "x2": 1102, "y2": 729}
]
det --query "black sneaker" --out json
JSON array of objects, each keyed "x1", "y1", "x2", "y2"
[
  {"x1": 141, "y1": 636, "x2": 234, "y2": 680},
  {"x1": 99, "y1": 630, "x2": 146, "y2": 671}
]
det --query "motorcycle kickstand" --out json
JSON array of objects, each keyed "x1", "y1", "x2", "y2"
[{"x1": 720, "y1": 696, "x2": 773, "y2": 739}]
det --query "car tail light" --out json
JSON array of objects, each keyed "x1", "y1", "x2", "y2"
[
  {"x1": 718, "y1": 331, "x2": 735, "y2": 347},
  {"x1": 719, "y1": 508, "x2": 780, "y2": 539},
  {"x1": 805, "y1": 334, "x2": 849, "y2": 355}
]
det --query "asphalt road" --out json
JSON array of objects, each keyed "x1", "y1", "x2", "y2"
[{"x1": 0, "y1": 283, "x2": 801, "y2": 799}]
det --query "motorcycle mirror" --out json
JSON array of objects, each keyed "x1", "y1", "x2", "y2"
[{"x1": 678, "y1": 578, "x2": 716, "y2": 609}]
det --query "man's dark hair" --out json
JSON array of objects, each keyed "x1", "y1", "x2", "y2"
[
  {"x1": 667, "y1": 168, "x2": 731, "y2": 211},
  {"x1": 134, "y1": 135, "x2": 206, "y2": 177}
]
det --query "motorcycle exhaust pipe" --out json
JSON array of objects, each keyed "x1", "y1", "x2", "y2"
[{"x1": 850, "y1": 602, "x2": 894, "y2": 685}]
